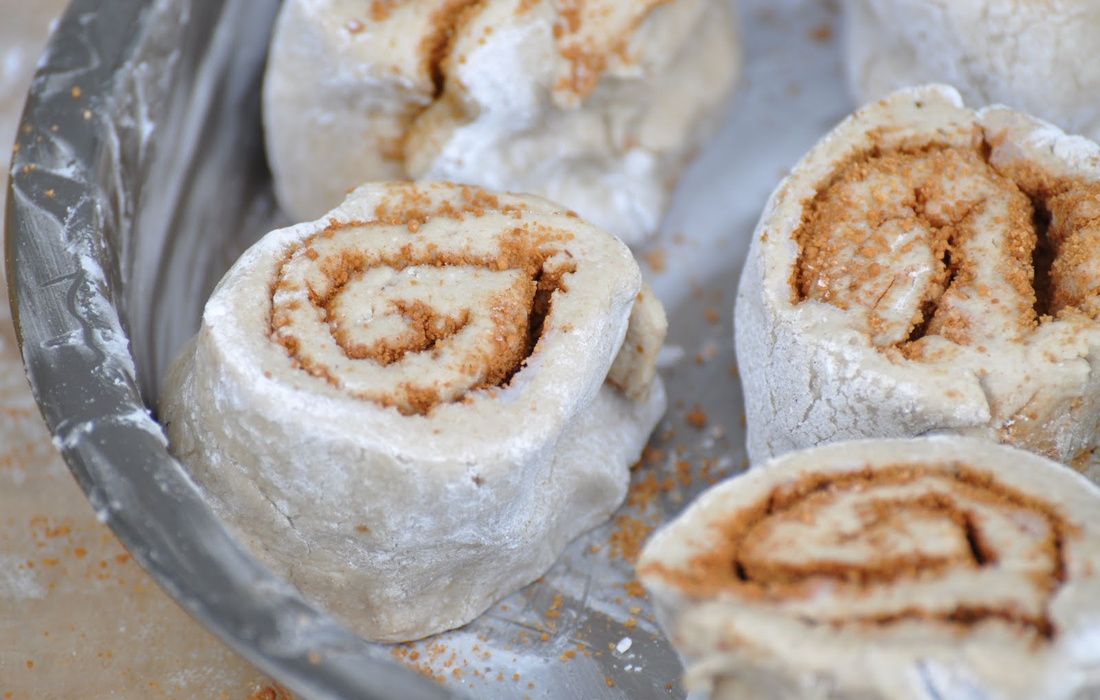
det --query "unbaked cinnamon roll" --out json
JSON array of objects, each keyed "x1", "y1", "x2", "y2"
[
  {"x1": 638, "y1": 436, "x2": 1100, "y2": 700},
  {"x1": 844, "y1": 0, "x2": 1100, "y2": 142},
  {"x1": 159, "y1": 182, "x2": 666, "y2": 642},
  {"x1": 735, "y1": 84, "x2": 1100, "y2": 463},
  {"x1": 262, "y1": 0, "x2": 739, "y2": 245}
]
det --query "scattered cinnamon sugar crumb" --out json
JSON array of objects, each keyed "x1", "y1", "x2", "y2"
[
  {"x1": 624, "y1": 617, "x2": 637, "y2": 629},
  {"x1": 609, "y1": 515, "x2": 653, "y2": 563},
  {"x1": 605, "y1": 677, "x2": 615, "y2": 687},
  {"x1": 623, "y1": 579, "x2": 647, "y2": 598},
  {"x1": 643, "y1": 249, "x2": 667, "y2": 274},
  {"x1": 641, "y1": 445, "x2": 665, "y2": 467},
  {"x1": 70, "y1": 86, "x2": 82, "y2": 100},
  {"x1": 1071, "y1": 448, "x2": 1094, "y2": 473},
  {"x1": 545, "y1": 593, "x2": 564, "y2": 620},
  {"x1": 704, "y1": 307, "x2": 721, "y2": 325},
  {"x1": 675, "y1": 460, "x2": 693, "y2": 488},
  {"x1": 686, "y1": 406, "x2": 708, "y2": 430},
  {"x1": 247, "y1": 686, "x2": 293, "y2": 700},
  {"x1": 809, "y1": 23, "x2": 833, "y2": 43}
]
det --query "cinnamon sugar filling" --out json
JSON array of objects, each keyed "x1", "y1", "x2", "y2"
[
  {"x1": 269, "y1": 188, "x2": 577, "y2": 416},
  {"x1": 642, "y1": 465, "x2": 1072, "y2": 640},
  {"x1": 793, "y1": 139, "x2": 1100, "y2": 354}
]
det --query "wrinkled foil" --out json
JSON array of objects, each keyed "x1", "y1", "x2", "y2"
[{"x1": 5, "y1": 0, "x2": 851, "y2": 697}]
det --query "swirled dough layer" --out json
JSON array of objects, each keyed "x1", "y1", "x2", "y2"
[
  {"x1": 639, "y1": 436, "x2": 1100, "y2": 700},
  {"x1": 844, "y1": 0, "x2": 1100, "y2": 142},
  {"x1": 262, "y1": 0, "x2": 740, "y2": 245},
  {"x1": 735, "y1": 84, "x2": 1100, "y2": 463},
  {"x1": 159, "y1": 182, "x2": 667, "y2": 641}
]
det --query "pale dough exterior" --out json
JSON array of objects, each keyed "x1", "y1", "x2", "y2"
[
  {"x1": 639, "y1": 436, "x2": 1100, "y2": 700},
  {"x1": 263, "y1": 0, "x2": 740, "y2": 245},
  {"x1": 159, "y1": 182, "x2": 666, "y2": 642},
  {"x1": 734, "y1": 85, "x2": 1100, "y2": 464},
  {"x1": 844, "y1": 0, "x2": 1100, "y2": 141}
]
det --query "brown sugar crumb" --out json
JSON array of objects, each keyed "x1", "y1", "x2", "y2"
[
  {"x1": 623, "y1": 617, "x2": 638, "y2": 629},
  {"x1": 704, "y1": 307, "x2": 721, "y2": 325},
  {"x1": 685, "y1": 406, "x2": 708, "y2": 430},
  {"x1": 552, "y1": 0, "x2": 668, "y2": 99},
  {"x1": 675, "y1": 459, "x2": 693, "y2": 487},
  {"x1": 1070, "y1": 448, "x2": 1094, "y2": 474},
  {"x1": 643, "y1": 248, "x2": 667, "y2": 274},
  {"x1": 545, "y1": 593, "x2": 564, "y2": 620},
  {"x1": 609, "y1": 515, "x2": 653, "y2": 563},
  {"x1": 809, "y1": 23, "x2": 833, "y2": 43},
  {"x1": 641, "y1": 445, "x2": 665, "y2": 466},
  {"x1": 70, "y1": 86, "x2": 82, "y2": 100},
  {"x1": 639, "y1": 464, "x2": 1071, "y2": 641},
  {"x1": 605, "y1": 677, "x2": 616, "y2": 688},
  {"x1": 247, "y1": 686, "x2": 293, "y2": 700},
  {"x1": 623, "y1": 579, "x2": 647, "y2": 598}
]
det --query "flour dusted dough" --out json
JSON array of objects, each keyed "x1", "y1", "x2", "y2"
[
  {"x1": 159, "y1": 182, "x2": 666, "y2": 642},
  {"x1": 735, "y1": 84, "x2": 1100, "y2": 464},
  {"x1": 263, "y1": 0, "x2": 740, "y2": 245},
  {"x1": 845, "y1": 0, "x2": 1100, "y2": 141},
  {"x1": 639, "y1": 436, "x2": 1100, "y2": 700}
]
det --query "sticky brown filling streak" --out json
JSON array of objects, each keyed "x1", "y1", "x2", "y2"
[
  {"x1": 791, "y1": 140, "x2": 1099, "y2": 347},
  {"x1": 650, "y1": 465, "x2": 1070, "y2": 641},
  {"x1": 268, "y1": 242, "x2": 575, "y2": 415}
]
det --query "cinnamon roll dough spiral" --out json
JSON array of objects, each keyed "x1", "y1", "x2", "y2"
[
  {"x1": 638, "y1": 436, "x2": 1100, "y2": 700},
  {"x1": 844, "y1": 0, "x2": 1100, "y2": 142},
  {"x1": 735, "y1": 85, "x2": 1100, "y2": 463},
  {"x1": 262, "y1": 0, "x2": 739, "y2": 245},
  {"x1": 159, "y1": 182, "x2": 666, "y2": 642}
]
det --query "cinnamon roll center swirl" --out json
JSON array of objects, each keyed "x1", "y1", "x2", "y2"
[
  {"x1": 793, "y1": 142, "x2": 1100, "y2": 354},
  {"x1": 268, "y1": 190, "x2": 578, "y2": 416},
  {"x1": 644, "y1": 466, "x2": 1073, "y2": 640}
]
